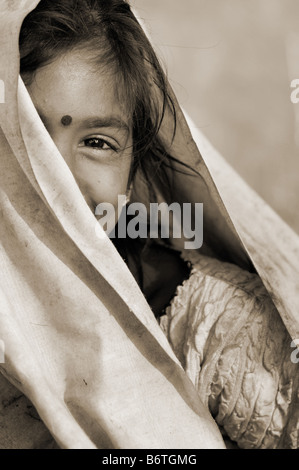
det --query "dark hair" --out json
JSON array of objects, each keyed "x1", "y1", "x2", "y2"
[{"x1": 19, "y1": 0, "x2": 191, "y2": 197}]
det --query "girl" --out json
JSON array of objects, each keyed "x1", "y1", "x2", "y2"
[{"x1": 0, "y1": 0, "x2": 297, "y2": 449}]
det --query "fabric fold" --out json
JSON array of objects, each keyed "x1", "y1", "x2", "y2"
[{"x1": 0, "y1": 0, "x2": 298, "y2": 449}]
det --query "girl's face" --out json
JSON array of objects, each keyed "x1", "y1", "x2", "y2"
[{"x1": 26, "y1": 49, "x2": 133, "y2": 214}]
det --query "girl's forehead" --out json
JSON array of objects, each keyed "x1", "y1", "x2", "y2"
[{"x1": 27, "y1": 49, "x2": 132, "y2": 125}]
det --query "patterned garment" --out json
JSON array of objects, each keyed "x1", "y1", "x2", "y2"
[{"x1": 161, "y1": 251, "x2": 299, "y2": 449}]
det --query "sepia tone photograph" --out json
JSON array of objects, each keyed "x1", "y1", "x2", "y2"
[{"x1": 0, "y1": 0, "x2": 298, "y2": 452}]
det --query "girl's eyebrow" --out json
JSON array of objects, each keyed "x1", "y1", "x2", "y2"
[{"x1": 82, "y1": 117, "x2": 130, "y2": 133}]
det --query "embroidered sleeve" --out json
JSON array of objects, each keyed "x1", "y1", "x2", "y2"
[{"x1": 161, "y1": 253, "x2": 299, "y2": 449}]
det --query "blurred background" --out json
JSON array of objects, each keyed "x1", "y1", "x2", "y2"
[{"x1": 133, "y1": 0, "x2": 299, "y2": 234}]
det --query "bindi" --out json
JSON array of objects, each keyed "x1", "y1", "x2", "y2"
[{"x1": 61, "y1": 115, "x2": 73, "y2": 126}]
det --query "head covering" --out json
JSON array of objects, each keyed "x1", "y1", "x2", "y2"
[{"x1": 0, "y1": 0, "x2": 298, "y2": 449}]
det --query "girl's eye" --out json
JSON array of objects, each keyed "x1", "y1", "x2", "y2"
[{"x1": 83, "y1": 138, "x2": 116, "y2": 151}]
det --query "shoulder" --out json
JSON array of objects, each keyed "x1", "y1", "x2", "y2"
[{"x1": 161, "y1": 252, "x2": 277, "y2": 364}]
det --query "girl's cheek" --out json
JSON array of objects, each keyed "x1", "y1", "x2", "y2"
[
  {"x1": 72, "y1": 153, "x2": 132, "y2": 208},
  {"x1": 75, "y1": 165, "x2": 125, "y2": 206}
]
